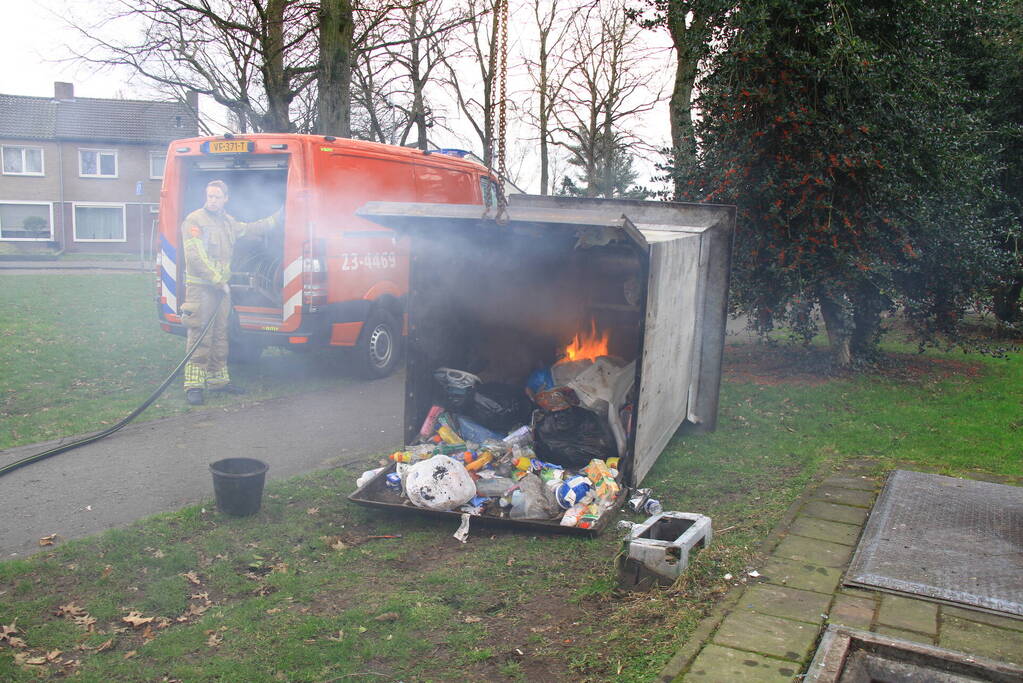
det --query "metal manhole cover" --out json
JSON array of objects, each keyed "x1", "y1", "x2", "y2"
[{"x1": 846, "y1": 470, "x2": 1023, "y2": 617}]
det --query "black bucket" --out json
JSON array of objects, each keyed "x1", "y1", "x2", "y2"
[{"x1": 209, "y1": 457, "x2": 269, "y2": 516}]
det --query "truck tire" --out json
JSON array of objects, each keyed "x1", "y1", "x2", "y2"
[{"x1": 355, "y1": 308, "x2": 402, "y2": 378}]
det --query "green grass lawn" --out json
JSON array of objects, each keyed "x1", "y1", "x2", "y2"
[
  {"x1": 1, "y1": 273, "x2": 1021, "y2": 681},
  {"x1": 0, "y1": 273, "x2": 359, "y2": 451}
]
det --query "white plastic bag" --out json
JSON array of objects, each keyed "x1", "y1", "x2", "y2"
[{"x1": 405, "y1": 455, "x2": 476, "y2": 511}]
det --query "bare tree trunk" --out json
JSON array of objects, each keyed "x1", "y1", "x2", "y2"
[
  {"x1": 666, "y1": 0, "x2": 709, "y2": 200},
  {"x1": 261, "y1": 0, "x2": 293, "y2": 132},
  {"x1": 819, "y1": 293, "x2": 852, "y2": 367},
  {"x1": 317, "y1": 0, "x2": 354, "y2": 137}
]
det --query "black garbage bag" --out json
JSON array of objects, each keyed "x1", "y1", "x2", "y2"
[
  {"x1": 468, "y1": 382, "x2": 531, "y2": 432},
  {"x1": 534, "y1": 406, "x2": 617, "y2": 468}
]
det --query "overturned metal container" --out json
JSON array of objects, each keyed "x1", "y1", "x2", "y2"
[{"x1": 348, "y1": 194, "x2": 735, "y2": 535}]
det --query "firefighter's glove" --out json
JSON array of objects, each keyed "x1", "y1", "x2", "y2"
[{"x1": 221, "y1": 283, "x2": 231, "y2": 297}]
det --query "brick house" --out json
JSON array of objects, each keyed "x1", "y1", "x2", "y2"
[{"x1": 0, "y1": 82, "x2": 198, "y2": 256}]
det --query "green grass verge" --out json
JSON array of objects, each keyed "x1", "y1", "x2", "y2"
[
  {"x1": 0, "y1": 273, "x2": 360, "y2": 451},
  {"x1": 1, "y1": 329, "x2": 1020, "y2": 680}
]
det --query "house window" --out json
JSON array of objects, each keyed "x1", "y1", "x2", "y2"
[
  {"x1": 2, "y1": 146, "x2": 44, "y2": 176},
  {"x1": 74, "y1": 203, "x2": 126, "y2": 242},
  {"x1": 0, "y1": 202, "x2": 53, "y2": 240},
  {"x1": 149, "y1": 152, "x2": 167, "y2": 179},
  {"x1": 79, "y1": 149, "x2": 118, "y2": 178}
]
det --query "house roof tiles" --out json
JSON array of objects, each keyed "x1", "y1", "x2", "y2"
[{"x1": 0, "y1": 92, "x2": 197, "y2": 144}]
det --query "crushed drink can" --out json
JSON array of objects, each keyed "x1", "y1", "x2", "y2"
[
  {"x1": 384, "y1": 472, "x2": 403, "y2": 494},
  {"x1": 643, "y1": 498, "x2": 663, "y2": 515},
  {"x1": 627, "y1": 488, "x2": 652, "y2": 513}
]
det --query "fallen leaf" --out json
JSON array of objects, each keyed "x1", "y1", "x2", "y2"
[
  {"x1": 306, "y1": 507, "x2": 319, "y2": 515},
  {"x1": 191, "y1": 592, "x2": 210, "y2": 602},
  {"x1": 123, "y1": 650, "x2": 137, "y2": 659},
  {"x1": 326, "y1": 630, "x2": 344, "y2": 641},
  {"x1": 101, "y1": 566, "x2": 113, "y2": 579},
  {"x1": 357, "y1": 626, "x2": 367, "y2": 633},
  {"x1": 141, "y1": 625, "x2": 156, "y2": 642},
  {"x1": 265, "y1": 608, "x2": 282, "y2": 615},
  {"x1": 38, "y1": 534, "x2": 58, "y2": 546},
  {"x1": 73, "y1": 615, "x2": 97, "y2": 630},
  {"x1": 122, "y1": 612, "x2": 155, "y2": 628},
  {"x1": 14, "y1": 653, "x2": 47, "y2": 665},
  {"x1": 46, "y1": 649, "x2": 62, "y2": 662},
  {"x1": 463, "y1": 616, "x2": 482, "y2": 623},
  {"x1": 182, "y1": 571, "x2": 201, "y2": 585},
  {"x1": 207, "y1": 633, "x2": 222, "y2": 647},
  {"x1": 57, "y1": 603, "x2": 87, "y2": 618},
  {"x1": 271, "y1": 562, "x2": 288, "y2": 574},
  {"x1": 6, "y1": 636, "x2": 27, "y2": 649},
  {"x1": 95, "y1": 639, "x2": 115, "y2": 652},
  {"x1": 153, "y1": 549, "x2": 165, "y2": 559},
  {"x1": 374, "y1": 612, "x2": 399, "y2": 622}
]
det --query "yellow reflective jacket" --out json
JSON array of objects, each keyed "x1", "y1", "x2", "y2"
[{"x1": 181, "y1": 208, "x2": 280, "y2": 286}]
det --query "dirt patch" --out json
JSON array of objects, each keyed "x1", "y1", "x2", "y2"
[{"x1": 723, "y1": 344, "x2": 987, "y2": 386}]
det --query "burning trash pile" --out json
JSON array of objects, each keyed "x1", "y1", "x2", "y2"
[{"x1": 356, "y1": 324, "x2": 649, "y2": 530}]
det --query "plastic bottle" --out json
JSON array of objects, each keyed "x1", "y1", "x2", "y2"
[
  {"x1": 465, "y1": 451, "x2": 493, "y2": 472},
  {"x1": 417, "y1": 405, "x2": 444, "y2": 440},
  {"x1": 437, "y1": 425, "x2": 464, "y2": 445},
  {"x1": 475, "y1": 476, "x2": 516, "y2": 497},
  {"x1": 643, "y1": 498, "x2": 663, "y2": 515},
  {"x1": 503, "y1": 425, "x2": 532, "y2": 447}
]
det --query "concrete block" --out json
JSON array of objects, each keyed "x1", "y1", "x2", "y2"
[{"x1": 617, "y1": 512, "x2": 711, "y2": 590}]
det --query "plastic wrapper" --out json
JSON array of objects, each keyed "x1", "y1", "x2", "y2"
[
  {"x1": 404, "y1": 455, "x2": 476, "y2": 511},
  {"x1": 454, "y1": 414, "x2": 503, "y2": 443},
  {"x1": 507, "y1": 473, "x2": 563, "y2": 520}
]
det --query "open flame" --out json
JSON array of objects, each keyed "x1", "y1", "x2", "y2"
[{"x1": 560, "y1": 319, "x2": 610, "y2": 363}]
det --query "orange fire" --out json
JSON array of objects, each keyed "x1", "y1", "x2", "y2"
[{"x1": 560, "y1": 319, "x2": 610, "y2": 363}]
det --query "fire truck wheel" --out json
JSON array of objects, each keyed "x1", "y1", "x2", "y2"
[{"x1": 356, "y1": 309, "x2": 401, "y2": 378}]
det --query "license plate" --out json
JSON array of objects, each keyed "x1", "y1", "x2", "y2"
[{"x1": 207, "y1": 140, "x2": 252, "y2": 154}]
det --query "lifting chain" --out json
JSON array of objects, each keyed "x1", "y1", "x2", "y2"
[{"x1": 491, "y1": 0, "x2": 510, "y2": 225}]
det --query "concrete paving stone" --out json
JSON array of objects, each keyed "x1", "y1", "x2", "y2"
[
  {"x1": 773, "y1": 534, "x2": 855, "y2": 569},
  {"x1": 788, "y1": 516, "x2": 862, "y2": 546},
  {"x1": 682, "y1": 644, "x2": 798, "y2": 683},
  {"x1": 801, "y1": 500, "x2": 870, "y2": 526},
  {"x1": 737, "y1": 584, "x2": 832, "y2": 624},
  {"x1": 877, "y1": 594, "x2": 938, "y2": 634},
  {"x1": 837, "y1": 586, "x2": 882, "y2": 601},
  {"x1": 809, "y1": 485, "x2": 876, "y2": 508},
  {"x1": 828, "y1": 594, "x2": 877, "y2": 630},
  {"x1": 939, "y1": 617, "x2": 1023, "y2": 665},
  {"x1": 761, "y1": 557, "x2": 843, "y2": 595},
  {"x1": 874, "y1": 626, "x2": 936, "y2": 645},
  {"x1": 821, "y1": 475, "x2": 878, "y2": 491},
  {"x1": 942, "y1": 606, "x2": 1023, "y2": 633},
  {"x1": 713, "y1": 610, "x2": 821, "y2": 662}
]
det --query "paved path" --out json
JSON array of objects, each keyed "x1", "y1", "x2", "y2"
[
  {"x1": 0, "y1": 375, "x2": 404, "y2": 559},
  {"x1": 659, "y1": 462, "x2": 1023, "y2": 681}
]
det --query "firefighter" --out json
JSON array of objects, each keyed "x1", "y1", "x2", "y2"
[{"x1": 180, "y1": 179, "x2": 282, "y2": 406}]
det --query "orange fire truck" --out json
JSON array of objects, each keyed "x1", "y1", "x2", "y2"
[{"x1": 155, "y1": 134, "x2": 498, "y2": 377}]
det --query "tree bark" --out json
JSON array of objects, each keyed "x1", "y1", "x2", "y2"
[
  {"x1": 261, "y1": 0, "x2": 293, "y2": 132},
  {"x1": 317, "y1": 0, "x2": 354, "y2": 137},
  {"x1": 666, "y1": 0, "x2": 708, "y2": 200},
  {"x1": 819, "y1": 293, "x2": 852, "y2": 367}
]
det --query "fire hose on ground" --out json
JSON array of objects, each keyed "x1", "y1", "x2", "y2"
[{"x1": 0, "y1": 291, "x2": 226, "y2": 478}]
